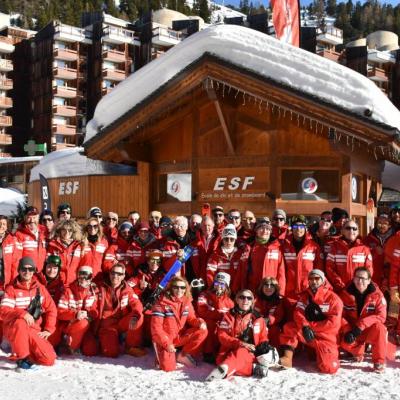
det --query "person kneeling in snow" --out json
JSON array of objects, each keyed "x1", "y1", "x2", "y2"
[
  {"x1": 206, "y1": 289, "x2": 278, "y2": 380},
  {"x1": 279, "y1": 269, "x2": 343, "y2": 374},
  {"x1": 0, "y1": 257, "x2": 57, "y2": 370},
  {"x1": 151, "y1": 276, "x2": 207, "y2": 371}
]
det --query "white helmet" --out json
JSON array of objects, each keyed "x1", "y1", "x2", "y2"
[{"x1": 256, "y1": 346, "x2": 279, "y2": 367}]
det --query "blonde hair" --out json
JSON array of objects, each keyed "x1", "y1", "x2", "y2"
[
  {"x1": 53, "y1": 219, "x2": 82, "y2": 241},
  {"x1": 82, "y1": 217, "x2": 104, "y2": 245}
]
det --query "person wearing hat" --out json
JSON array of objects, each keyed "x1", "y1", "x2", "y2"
[
  {"x1": 159, "y1": 216, "x2": 173, "y2": 238},
  {"x1": 39, "y1": 210, "x2": 54, "y2": 239},
  {"x1": 56, "y1": 265, "x2": 99, "y2": 356},
  {"x1": 0, "y1": 257, "x2": 57, "y2": 370},
  {"x1": 363, "y1": 213, "x2": 394, "y2": 292},
  {"x1": 309, "y1": 211, "x2": 335, "y2": 262},
  {"x1": 212, "y1": 206, "x2": 226, "y2": 235},
  {"x1": 246, "y1": 218, "x2": 286, "y2": 294},
  {"x1": 326, "y1": 219, "x2": 373, "y2": 293},
  {"x1": 47, "y1": 219, "x2": 82, "y2": 285},
  {"x1": 191, "y1": 216, "x2": 220, "y2": 285},
  {"x1": 196, "y1": 272, "x2": 234, "y2": 363},
  {"x1": 279, "y1": 269, "x2": 343, "y2": 374},
  {"x1": 39, "y1": 255, "x2": 65, "y2": 306},
  {"x1": 272, "y1": 209, "x2": 289, "y2": 244},
  {"x1": 87, "y1": 206, "x2": 103, "y2": 222},
  {"x1": 103, "y1": 221, "x2": 135, "y2": 277},
  {"x1": 389, "y1": 203, "x2": 400, "y2": 233},
  {"x1": 15, "y1": 206, "x2": 48, "y2": 273},
  {"x1": 331, "y1": 207, "x2": 349, "y2": 239},
  {"x1": 104, "y1": 211, "x2": 119, "y2": 245},
  {"x1": 206, "y1": 289, "x2": 272, "y2": 380},
  {"x1": 206, "y1": 223, "x2": 250, "y2": 293},
  {"x1": 281, "y1": 215, "x2": 323, "y2": 301},
  {"x1": 149, "y1": 210, "x2": 162, "y2": 239},
  {"x1": 127, "y1": 221, "x2": 159, "y2": 272},
  {"x1": 57, "y1": 203, "x2": 72, "y2": 221},
  {"x1": 339, "y1": 267, "x2": 387, "y2": 373}
]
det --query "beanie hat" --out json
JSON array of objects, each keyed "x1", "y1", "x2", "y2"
[
  {"x1": 18, "y1": 256, "x2": 36, "y2": 271},
  {"x1": 222, "y1": 224, "x2": 237, "y2": 239},
  {"x1": 255, "y1": 217, "x2": 272, "y2": 229},
  {"x1": 273, "y1": 209, "x2": 286, "y2": 220},
  {"x1": 215, "y1": 272, "x2": 231, "y2": 287},
  {"x1": 332, "y1": 208, "x2": 349, "y2": 223},
  {"x1": 138, "y1": 221, "x2": 150, "y2": 231},
  {"x1": 119, "y1": 221, "x2": 133, "y2": 232},
  {"x1": 88, "y1": 206, "x2": 102, "y2": 218},
  {"x1": 160, "y1": 216, "x2": 172, "y2": 226},
  {"x1": 308, "y1": 269, "x2": 325, "y2": 282},
  {"x1": 57, "y1": 203, "x2": 71, "y2": 216},
  {"x1": 291, "y1": 215, "x2": 307, "y2": 225},
  {"x1": 212, "y1": 206, "x2": 224, "y2": 213}
]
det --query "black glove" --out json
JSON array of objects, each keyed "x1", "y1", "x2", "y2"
[
  {"x1": 344, "y1": 327, "x2": 362, "y2": 344},
  {"x1": 302, "y1": 326, "x2": 315, "y2": 343},
  {"x1": 255, "y1": 341, "x2": 273, "y2": 357}
]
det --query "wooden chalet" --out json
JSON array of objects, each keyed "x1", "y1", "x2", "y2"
[{"x1": 83, "y1": 26, "x2": 400, "y2": 233}]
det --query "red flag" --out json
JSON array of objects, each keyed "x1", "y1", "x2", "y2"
[{"x1": 270, "y1": 0, "x2": 300, "y2": 47}]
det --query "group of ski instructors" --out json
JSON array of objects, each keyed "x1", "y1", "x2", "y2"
[{"x1": 0, "y1": 202, "x2": 400, "y2": 378}]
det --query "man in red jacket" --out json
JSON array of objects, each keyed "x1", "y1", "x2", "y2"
[
  {"x1": 326, "y1": 219, "x2": 373, "y2": 293},
  {"x1": 279, "y1": 269, "x2": 343, "y2": 374},
  {"x1": 339, "y1": 267, "x2": 387, "y2": 373},
  {"x1": 15, "y1": 206, "x2": 47, "y2": 273},
  {"x1": 247, "y1": 218, "x2": 285, "y2": 294},
  {"x1": 0, "y1": 256, "x2": 57, "y2": 370},
  {"x1": 0, "y1": 214, "x2": 18, "y2": 292}
]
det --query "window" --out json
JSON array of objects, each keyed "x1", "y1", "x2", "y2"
[{"x1": 281, "y1": 169, "x2": 340, "y2": 201}]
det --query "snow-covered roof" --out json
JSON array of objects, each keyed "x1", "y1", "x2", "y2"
[
  {"x1": 0, "y1": 156, "x2": 42, "y2": 164},
  {"x1": 29, "y1": 147, "x2": 136, "y2": 182},
  {"x1": 85, "y1": 24, "x2": 400, "y2": 144},
  {"x1": 0, "y1": 187, "x2": 25, "y2": 217}
]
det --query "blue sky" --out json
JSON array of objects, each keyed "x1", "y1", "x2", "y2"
[{"x1": 219, "y1": 0, "x2": 398, "y2": 7}]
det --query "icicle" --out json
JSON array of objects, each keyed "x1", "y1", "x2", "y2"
[
  {"x1": 258, "y1": 99, "x2": 263, "y2": 114},
  {"x1": 242, "y1": 92, "x2": 246, "y2": 106},
  {"x1": 222, "y1": 83, "x2": 225, "y2": 97},
  {"x1": 235, "y1": 89, "x2": 239, "y2": 99}
]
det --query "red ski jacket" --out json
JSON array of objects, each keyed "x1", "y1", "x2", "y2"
[
  {"x1": 127, "y1": 235, "x2": 159, "y2": 271},
  {"x1": 151, "y1": 295, "x2": 204, "y2": 349},
  {"x1": 103, "y1": 237, "x2": 133, "y2": 276},
  {"x1": 254, "y1": 295, "x2": 287, "y2": 327},
  {"x1": 386, "y1": 232, "x2": 400, "y2": 289},
  {"x1": 0, "y1": 276, "x2": 57, "y2": 333},
  {"x1": 326, "y1": 237, "x2": 373, "y2": 292},
  {"x1": 0, "y1": 233, "x2": 19, "y2": 291},
  {"x1": 196, "y1": 290, "x2": 234, "y2": 322},
  {"x1": 37, "y1": 272, "x2": 65, "y2": 306},
  {"x1": 79, "y1": 238, "x2": 109, "y2": 281}
]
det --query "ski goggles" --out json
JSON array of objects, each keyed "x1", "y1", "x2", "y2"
[
  {"x1": 213, "y1": 281, "x2": 227, "y2": 288},
  {"x1": 78, "y1": 272, "x2": 93, "y2": 280},
  {"x1": 191, "y1": 278, "x2": 205, "y2": 289}
]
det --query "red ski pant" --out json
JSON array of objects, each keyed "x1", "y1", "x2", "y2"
[
  {"x1": 98, "y1": 314, "x2": 143, "y2": 358},
  {"x1": 340, "y1": 322, "x2": 387, "y2": 364},
  {"x1": 280, "y1": 321, "x2": 339, "y2": 374},
  {"x1": 216, "y1": 347, "x2": 256, "y2": 377},
  {"x1": 203, "y1": 320, "x2": 219, "y2": 354},
  {"x1": 3, "y1": 318, "x2": 56, "y2": 366},
  {"x1": 154, "y1": 326, "x2": 207, "y2": 372},
  {"x1": 268, "y1": 325, "x2": 282, "y2": 349}
]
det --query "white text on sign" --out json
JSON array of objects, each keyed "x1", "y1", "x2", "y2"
[
  {"x1": 213, "y1": 177, "x2": 255, "y2": 191},
  {"x1": 59, "y1": 181, "x2": 80, "y2": 195}
]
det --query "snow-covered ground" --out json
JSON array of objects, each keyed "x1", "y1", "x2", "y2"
[{"x1": 2, "y1": 348, "x2": 400, "y2": 400}]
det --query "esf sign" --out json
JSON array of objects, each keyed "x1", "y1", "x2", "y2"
[
  {"x1": 213, "y1": 176, "x2": 255, "y2": 191},
  {"x1": 59, "y1": 181, "x2": 80, "y2": 195}
]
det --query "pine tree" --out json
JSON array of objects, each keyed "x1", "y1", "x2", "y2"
[
  {"x1": 119, "y1": 0, "x2": 138, "y2": 21},
  {"x1": 197, "y1": 0, "x2": 210, "y2": 23}
]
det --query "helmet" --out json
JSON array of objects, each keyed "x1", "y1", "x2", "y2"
[{"x1": 46, "y1": 255, "x2": 62, "y2": 268}]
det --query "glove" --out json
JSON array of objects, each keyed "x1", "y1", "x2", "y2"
[
  {"x1": 390, "y1": 289, "x2": 400, "y2": 304},
  {"x1": 344, "y1": 327, "x2": 362, "y2": 344},
  {"x1": 302, "y1": 326, "x2": 315, "y2": 343}
]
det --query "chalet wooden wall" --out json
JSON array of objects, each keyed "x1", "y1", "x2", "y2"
[{"x1": 28, "y1": 161, "x2": 150, "y2": 219}]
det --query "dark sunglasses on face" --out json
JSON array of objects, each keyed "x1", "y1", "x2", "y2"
[
  {"x1": 229, "y1": 216, "x2": 240, "y2": 220},
  {"x1": 345, "y1": 226, "x2": 358, "y2": 231},
  {"x1": 20, "y1": 266, "x2": 35, "y2": 273},
  {"x1": 107, "y1": 217, "x2": 117, "y2": 221},
  {"x1": 78, "y1": 273, "x2": 93, "y2": 280},
  {"x1": 110, "y1": 271, "x2": 124, "y2": 276},
  {"x1": 43, "y1": 218, "x2": 53, "y2": 222},
  {"x1": 213, "y1": 281, "x2": 226, "y2": 288},
  {"x1": 172, "y1": 285, "x2": 186, "y2": 290},
  {"x1": 149, "y1": 258, "x2": 161, "y2": 264},
  {"x1": 274, "y1": 217, "x2": 285, "y2": 221},
  {"x1": 238, "y1": 295, "x2": 253, "y2": 301},
  {"x1": 88, "y1": 224, "x2": 99, "y2": 229}
]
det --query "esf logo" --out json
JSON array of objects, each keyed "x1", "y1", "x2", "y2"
[
  {"x1": 213, "y1": 177, "x2": 255, "y2": 191},
  {"x1": 59, "y1": 181, "x2": 80, "y2": 195}
]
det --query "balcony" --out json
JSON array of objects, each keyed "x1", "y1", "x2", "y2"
[
  {"x1": 54, "y1": 23, "x2": 92, "y2": 44},
  {"x1": 53, "y1": 85, "x2": 77, "y2": 98},
  {"x1": 152, "y1": 27, "x2": 187, "y2": 47},
  {"x1": 52, "y1": 142, "x2": 76, "y2": 151},
  {"x1": 102, "y1": 68, "x2": 126, "y2": 82},
  {"x1": 0, "y1": 59, "x2": 13, "y2": 72},
  {"x1": 317, "y1": 27, "x2": 343, "y2": 46},
  {"x1": 0, "y1": 152, "x2": 11, "y2": 157},
  {"x1": 53, "y1": 66, "x2": 77, "y2": 80},
  {"x1": 102, "y1": 87, "x2": 114, "y2": 96},
  {"x1": 0, "y1": 97, "x2": 12, "y2": 108},
  {"x1": 0, "y1": 115, "x2": 12, "y2": 126},
  {"x1": 368, "y1": 49, "x2": 396, "y2": 64},
  {"x1": 103, "y1": 26, "x2": 140, "y2": 46},
  {"x1": 52, "y1": 124, "x2": 76, "y2": 136},
  {"x1": 52, "y1": 105, "x2": 76, "y2": 117},
  {"x1": 103, "y1": 49, "x2": 127, "y2": 63},
  {"x1": 54, "y1": 48, "x2": 78, "y2": 61},
  {"x1": 0, "y1": 79, "x2": 12, "y2": 90},
  {"x1": 0, "y1": 36, "x2": 14, "y2": 53},
  {"x1": 0, "y1": 133, "x2": 12, "y2": 145},
  {"x1": 367, "y1": 66, "x2": 389, "y2": 82},
  {"x1": 317, "y1": 48, "x2": 341, "y2": 63}
]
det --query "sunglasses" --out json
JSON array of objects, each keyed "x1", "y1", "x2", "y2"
[
  {"x1": 228, "y1": 216, "x2": 240, "y2": 220},
  {"x1": 43, "y1": 218, "x2": 53, "y2": 222},
  {"x1": 308, "y1": 276, "x2": 322, "y2": 281},
  {"x1": 20, "y1": 266, "x2": 35, "y2": 273},
  {"x1": 354, "y1": 276, "x2": 369, "y2": 282},
  {"x1": 292, "y1": 224, "x2": 306, "y2": 229},
  {"x1": 213, "y1": 281, "x2": 227, "y2": 288},
  {"x1": 238, "y1": 295, "x2": 253, "y2": 301},
  {"x1": 172, "y1": 285, "x2": 186, "y2": 290},
  {"x1": 274, "y1": 217, "x2": 285, "y2": 221},
  {"x1": 345, "y1": 226, "x2": 358, "y2": 231},
  {"x1": 107, "y1": 217, "x2": 117, "y2": 221},
  {"x1": 60, "y1": 210, "x2": 70, "y2": 214},
  {"x1": 88, "y1": 224, "x2": 99, "y2": 229},
  {"x1": 78, "y1": 273, "x2": 93, "y2": 280},
  {"x1": 110, "y1": 271, "x2": 124, "y2": 276},
  {"x1": 214, "y1": 213, "x2": 224, "y2": 217},
  {"x1": 149, "y1": 258, "x2": 161, "y2": 264}
]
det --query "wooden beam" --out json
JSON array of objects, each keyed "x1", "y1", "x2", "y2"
[{"x1": 206, "y1": 87, "x2": 235, "y2": 155}]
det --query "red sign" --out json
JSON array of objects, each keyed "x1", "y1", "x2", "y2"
[{"x1": 271, "y1": 0, "x2": 300, "y2": 47}]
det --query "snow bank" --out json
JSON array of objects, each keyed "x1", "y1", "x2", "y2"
[
  {"x1": 2, "y1": 349, "x2": 400, "y2": 400},
  {"x1": 29, "y1": 147, "x2": 136, "y2": 182},
  {"x1": 0, "y1": 188, "x2": 25, "y2": 216},
  {"x1": 85, "y1": 24, "x2": 400, "y2": 144}
]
